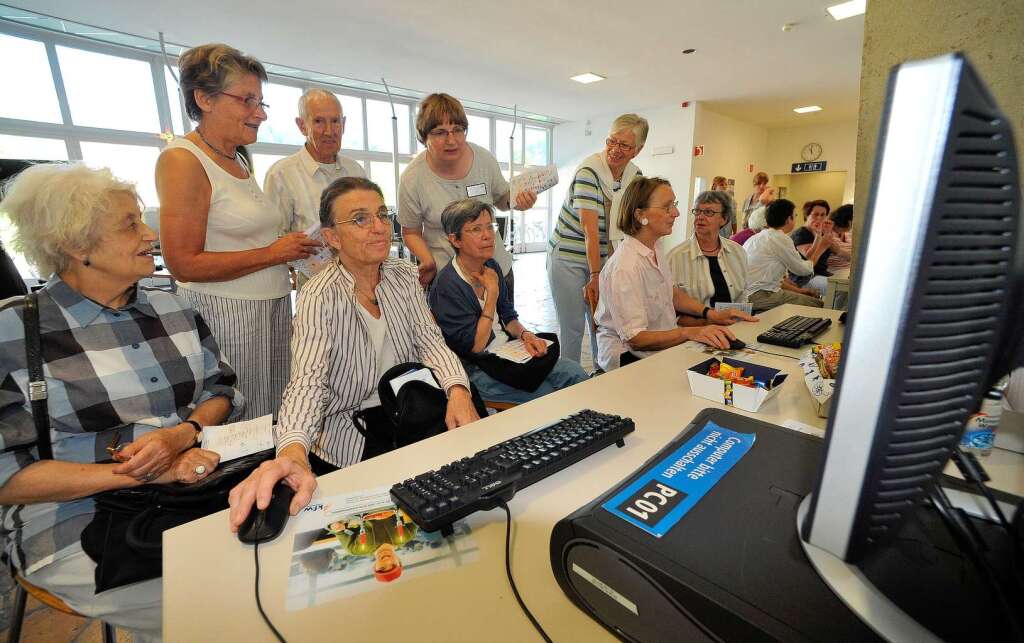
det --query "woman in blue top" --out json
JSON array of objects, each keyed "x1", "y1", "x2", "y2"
[{"x1": 430, "y1": 199, "x2": 587, "y2": 404}]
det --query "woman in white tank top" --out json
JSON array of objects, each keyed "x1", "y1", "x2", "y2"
[{"x1": 156, "y1": 44, "x2": 320, "y2": 420}]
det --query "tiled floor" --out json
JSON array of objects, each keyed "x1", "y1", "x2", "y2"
[{"x1": 0, "y1": 251, "x2": 581, "y2": 642}]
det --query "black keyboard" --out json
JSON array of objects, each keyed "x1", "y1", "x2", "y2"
[
  {"x1": 756, "y1": 315, "x2": 832, "y2": 348},
  {"x1": 390, "y1": 410, "x2": 634, "y2": 533}
]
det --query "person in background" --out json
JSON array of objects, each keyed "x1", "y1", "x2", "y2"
[
  {"x1": 826, "y1": 203, "x2": 854, "y2": 272},
  {"x1": 739, "y1": 171, "x2": 769, "y2": 231},
  {"x1": 709, "y1": 176, "x2": 735, "y2": 236},
  {"x1": 548, "y1": 113, "x2": 648, "y2": 365},
  {"x1": 791, "y1": 200, "x2": 834, "y2": 275},
  {"x1": 429, "y1": 199, "x2": 588, "y2": 404},
  {"x1": 595, "y1": 177, "x2": 755, "y2": 371},
  {"x1": 743, "y1": 199, "x2": 827, "y2": 313},
  {"x1": 667, "y1": 190, "x2": 748, "y2": 310},
  {"x1": 156, "y1": 43, "x2": 320, "y2": 420},
  {"x1": 0, "y1": 163, "x2": 242, "y2": 641},
  {"x1": 228, "y1": 177, "x2": 479, "y2": 533},
  {"x1": 264, "y1": 88, "x2": 366, "y2": 283},
  {"x1": 732, "y1": 186, "x2": 775, "y2": 245},
  {"x1": 399, "y1": 93, "x2": 536, "y2": 294}
]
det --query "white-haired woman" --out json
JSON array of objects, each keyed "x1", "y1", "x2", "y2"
[
  {"x1": 156, "y1": 43, "x2": 320, "y2": 420},
  {"x1": 0, "y1": 163, "x2": 242, "y2": 640},
  {"x1": 667, "y1": 191, "x2": 749, "y2": 310},
  {"x1": 547, "y1": 113, "x2": 649, "y2": 366}
]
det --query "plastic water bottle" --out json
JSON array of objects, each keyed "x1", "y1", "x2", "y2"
[{"x1": 960, "y1": 380, "x2": 1007, "y2": 456}]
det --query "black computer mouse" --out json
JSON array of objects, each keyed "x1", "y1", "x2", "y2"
[
  {"x1": 237, "y1": 482, "x2": 296, "y2": 544},
  {"x1": 728, "y1": 338, "x2": 746, "y2": 350}
]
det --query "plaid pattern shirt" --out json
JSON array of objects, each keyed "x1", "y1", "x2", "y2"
[{"x1": 0, "y1": 277, "x2": 244, "y2": 574}]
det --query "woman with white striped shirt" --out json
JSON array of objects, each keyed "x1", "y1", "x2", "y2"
[{"x1": 228, "y1": 177, "x2": 478, "y2": 530}]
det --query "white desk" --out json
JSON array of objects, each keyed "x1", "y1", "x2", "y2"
[
  {"x1": 163, "y1": 344, "x2": 830, "y2": 642},
  {"x1": 731, "y1": 304, "x2": 846, "y2": 361}
]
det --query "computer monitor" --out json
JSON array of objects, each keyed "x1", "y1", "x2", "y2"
[{"x1": 799, "y1": 53, "x2": 1022, "y2": 638}]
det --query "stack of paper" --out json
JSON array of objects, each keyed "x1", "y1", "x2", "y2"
[
  {"x1": 289, "y1": 223, "x2": 334, "y2": 278},
  {"x1": 509, "y1": 165, "x2": 559, "y2": 206}
]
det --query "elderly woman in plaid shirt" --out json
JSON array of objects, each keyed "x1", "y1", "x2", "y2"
[{"x1": 0, "y1": 163, "x2": 243, "y2": 642}]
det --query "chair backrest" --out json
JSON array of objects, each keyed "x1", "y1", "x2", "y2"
[{"x1": 0, "y1": 243, "x2": 28, "y2": 300}]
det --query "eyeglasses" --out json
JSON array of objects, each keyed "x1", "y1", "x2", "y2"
[
  {"x1": 646, "y1": 200, "x2": 679, "y2": 212},
  {"x1": 605, "y1": 137, "x2": 635, "y2": 152},
  {"x1": 462, "y1": 222, "x2": 499, "y2": 236},
  {"x1": 691, "y1": 207, "x2": 723, "y2": 218},
  {"x1": 428, "y1": 126, "x2": 467, "y2": 140},
  {"x1": 336, "y1": 208, "x2": 394, "y2": 228},
  {"x1": 219, "y1": 91, "x2": 269, "y2": 111}
]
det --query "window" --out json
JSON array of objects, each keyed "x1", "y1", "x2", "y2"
[
  {"x1": 80, "y1": 142, "x2": 161, "y2": 207},
  {"x1": 164, "y1": 65, "x2": 186, "y2": 134},
  {"x1": 495, "y1": 120, "x2": 523, "y2": 165},
  {"x1": 366, "y1": 99, "x2": 410, "y2": 154},
  {"x1": 525, "y1": 127, "x2": 549, "y2": 166},
  {"x1": 57, "y1": 46, "x2": 160, "y2": 133},
  {"x1": 257, "y1": 83, "x2": 304, "y2": 145},
  {"x1": 0, "y1": 34, "x2": 62, "y2": 123},
  {"x1": 251, "y1": 153, "x2": 288, "y2": 192},
  {"x1": 0, "y1": 134, "x2": 68, "y2": 160},
  {"x1": 369, "y1": 161, "x2": 409, "y2": 209},
  {"x1": 335, "y1": 94, "x2": 364, "y2": 151},
  {"x1": 466, "y1": 114, "x2": 490, "y2": 149}
]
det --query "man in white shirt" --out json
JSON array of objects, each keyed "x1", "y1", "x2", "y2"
[
  {"x1": 264, "y1": 88, "x2": 367, "y2": 237},
  {"x1": 743, "y1": 199, "x2": 829, "y2": 313}
]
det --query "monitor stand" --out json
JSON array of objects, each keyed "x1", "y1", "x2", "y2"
[{"x1": 797, "y1": 490, "x2": 1017, "y2": 642}]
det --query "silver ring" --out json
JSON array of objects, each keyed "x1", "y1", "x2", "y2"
[{"x1": 194, "y1": 465, "x2": 207, "y2": 475}]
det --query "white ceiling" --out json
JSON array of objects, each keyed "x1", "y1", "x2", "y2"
[{"x1": 5, "y1": 0, "x2": 865, "y2": 127}]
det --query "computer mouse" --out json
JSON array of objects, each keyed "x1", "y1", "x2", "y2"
[
  {"x1": 728, "y1": 338, "x2": 746, "y2": 350},
  {"x1": 237, "y1": 482, "x2": 295, "y2": 544}
]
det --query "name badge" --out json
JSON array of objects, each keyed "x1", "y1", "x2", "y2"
[{"x1": 466, "y1": 183, "x2": 487, "y2": 198}]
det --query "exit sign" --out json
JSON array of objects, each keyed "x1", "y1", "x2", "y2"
[{"x1": 792, "y1": 161, "x2": 827, "y2": 173}]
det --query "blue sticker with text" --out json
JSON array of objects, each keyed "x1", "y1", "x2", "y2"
[{"x1": 602, "y1": 422, "x2": 755, "y2": 538}]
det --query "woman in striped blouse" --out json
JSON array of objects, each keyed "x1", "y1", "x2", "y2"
[{"x1": 229, "y1": 177, "x2": 478, "y2": 530}]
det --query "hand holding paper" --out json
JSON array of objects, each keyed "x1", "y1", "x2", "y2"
[{"x1": 509, "y1": 165, "x2": 559, "y2": 209}]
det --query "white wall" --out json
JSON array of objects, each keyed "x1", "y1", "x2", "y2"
[
  {"x1": 552, "y1": 103, "x2": 697, "y2": 249},
  {"x1": 765, "y1": 120, "x2": 858, "y2": 204},
  {"x1": 690, "y1": 105, "x2": 769, "y2": 228}
]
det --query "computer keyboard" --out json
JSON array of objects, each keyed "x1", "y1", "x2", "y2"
[
  {"x1": 756, "y1": 315, "x2": 832, "y2": 348},
  {"x1": 390, "y1": 409, "x2": 635, "y2": 533}
]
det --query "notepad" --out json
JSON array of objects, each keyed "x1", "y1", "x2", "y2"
[
  {"x1": 492, "y1": 338, "x2": 553, "y2": 364},
  {"x1": 201, "y1": 414, "x2": 275, "y2": 462},
  {"x1": 509, "y1": 165, "x2": 559, "y2": 206},
  {"x1": 714, "y1": 302, "x2": 753, "y2": 315}
]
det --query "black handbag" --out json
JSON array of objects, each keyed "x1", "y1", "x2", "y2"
[
  {"x1": 19, "y1": 291, "x2": 270, "y2": 593},
  {"x1": 470, "y1": 332, "x2": 561, "y2": 392},
  {"x1": 352, "y1": 362, "x2": 487, "y2": 456}
]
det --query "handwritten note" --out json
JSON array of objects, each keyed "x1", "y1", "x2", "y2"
[
  {"x1": 289, "y1": 223, "x2": 333, "y2": 278},
  {"x1": 509, "y1": 165, "x2": 559, "y2": 206},
  {"x1": 492, "y1": 338, "x2": 553, "y2": 364},
  {"x1": 201, "y1": 414, "x2": 274, "y2": 462}
]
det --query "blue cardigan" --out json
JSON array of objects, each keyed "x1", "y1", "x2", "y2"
[{"x1": 429, "y1": 258, "x2": 518, "y2": 358}]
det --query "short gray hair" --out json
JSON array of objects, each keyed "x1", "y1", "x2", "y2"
[
  {"x1": 441, "y1": 199, "x2": 494, "y2": 252},
  {"x1": 0, "y1": 163, "x2": 136, "y2": 276},
  {"x1": 178, "y1": 43, "x2": 267, "y2": 122},
  {"x1": 694, "y1": 190, "x2": 734, "y2": 228},
  {"x1": 609, "y1": 113, "x2": 650, "y2": 149},
  {"x1": 298, "y1": 88, "x2": 341, "y2": 121}
]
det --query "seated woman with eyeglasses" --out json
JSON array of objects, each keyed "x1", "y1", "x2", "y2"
[
  {"x1": 429, "y1": 199, "x2": 588, "y2": 404},
  {"x1": 594, "y1": 178, "x2": 756, "y2": 371},
  {"x1": 398, "y1": 93, "x2": 537, "y2": 292},
  {"x1": 666, "y1": 191, "x2": 750, "y2": 311},
  {"x1": 228, "y1": 178, "x2": 480, "y2": 532}
]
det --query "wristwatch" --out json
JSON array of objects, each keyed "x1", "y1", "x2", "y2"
[
  {"x1": 701, "y1": 306, "x2": 711, "y2": 320},
  {"x1": 184, "y1": 419, "x2": 203, "y2": 446}
]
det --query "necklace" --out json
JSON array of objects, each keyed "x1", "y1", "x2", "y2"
[
  {"x1": 195, "y1": 127, "x2": 238, "y2": 161},
  {"x1": 697, "y1": 238, "x2": 721, "y2": 256},
  {"x1": 354, "y1": 283, "x2": 379, "y2": 306}
]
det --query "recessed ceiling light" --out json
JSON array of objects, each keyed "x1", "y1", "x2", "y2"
[
  {"x1": 570, "y1": 72, "x2": 605, "y2": 84},
  {"x1": 794, "y1": 105, "x2": 822, "y2": 114},
  {"x1": 682, "y1": 48, "x2": 696, "y2": 54},
  {"x1": 826, "y1": 0, "x2": 866, "y2": 20}
]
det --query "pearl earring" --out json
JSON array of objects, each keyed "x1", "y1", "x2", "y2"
[{"x1": 640, "y1": 218, "x2": 649, "y2": 226}]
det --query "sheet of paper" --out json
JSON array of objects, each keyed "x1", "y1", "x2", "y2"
[
  {"x1": 288, "y1": 223, "x2": 334, "y2": 278},
  {"x1": 782, "y1": 418, "x2": 825, "y2": 438},
  {"x1": 388, "y1": 367, "x2": 441, "y2": 396},
  {"x1": 509, "y1": 165, "x2": 559, "y2": 206},
  {"x1": 491, "y1": 338, "x2": 553, "y2": 364},
  {"x1": 714, "y1": 302, "x2": 753, "y2": 315},
  {"x1": 201, "y1": 414, "x2": 274, "y2": 462}
]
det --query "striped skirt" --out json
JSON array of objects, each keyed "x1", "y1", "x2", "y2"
[{"x1": 178, "y1": 288, "x2": 292, "y2": 421}]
